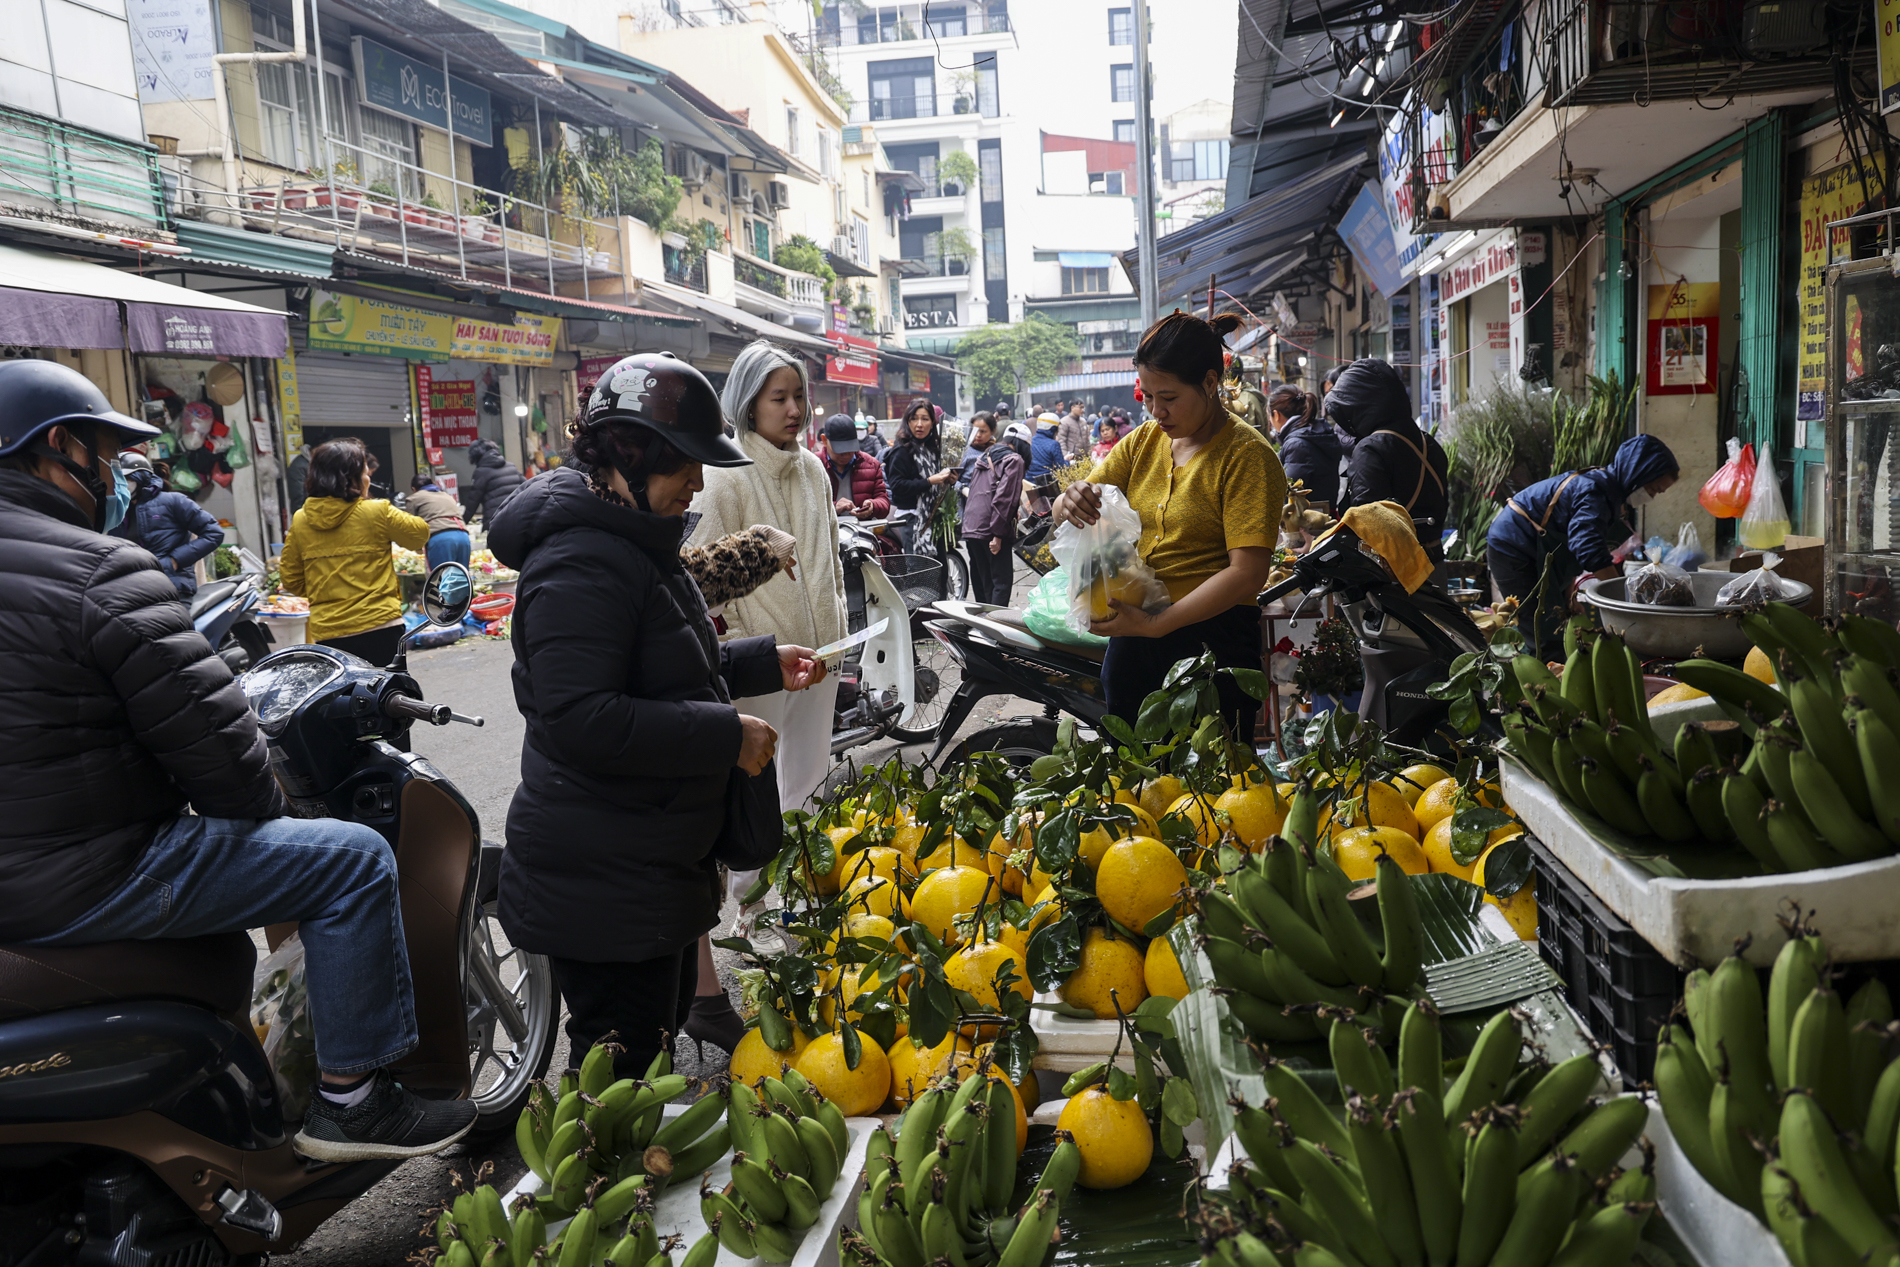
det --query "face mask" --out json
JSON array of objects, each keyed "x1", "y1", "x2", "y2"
[
  {"x1": 1626, "y1": 488, "x2": 1653, "y2": 509},
  {"x1": 100, "y1": 460, "x2": 131, "y2": 532}
]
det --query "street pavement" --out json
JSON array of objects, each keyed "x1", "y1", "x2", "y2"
[{"x1": 285, "y1": 557, "x2": 1046, "y2": 1264}]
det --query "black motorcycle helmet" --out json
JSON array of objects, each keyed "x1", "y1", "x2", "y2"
[
  {"x1": 0, "y1": 360, "x2": 161, "y2": 527},
  {"x1": 573, "y1": 353, "x2": 748, "y2": 512}
]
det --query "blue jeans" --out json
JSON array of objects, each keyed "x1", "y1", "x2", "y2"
[
  {"x1": 29, "y1": 815, "x2": 417, "y2": 1076},
  {"x1": 427, "y1": 529, "x2": 472, "y2": 571}
]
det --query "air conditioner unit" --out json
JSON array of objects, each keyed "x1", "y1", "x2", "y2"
[
  {"x1": 729, "y1": 172, "x2": 753, "y2": 202},
  {"x1": 767, "y1": 179, "x2": 792, "y2": 210},
  {"x1": 830, "y1": 233, "x2": 852, "y2": 258},
  {"x1": 1741, "y1": 0, "x2": 1826, "y2": 54},
  {"x1": 674, "y1": 150, "x2": 713, "y2": 189},
  {"x1": 877, "y1": 314, "x2": 897, "y2": 335}
]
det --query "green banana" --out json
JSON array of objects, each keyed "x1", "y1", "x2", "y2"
[
  {"x1": 1766, "y1": 603, "x2": 1848, "y2": 690},
  {"x1": 664, "y1": 1124, "x2": 731, "y2": 1186},
  {"x1": 593, "y1": 1174, "x2": 649, "y2": 1224},
  {"x1": 1346, "y1": 1097, "x2": 1423, "y2": 1265},
  {"x1": 1705, "y1": 953, "x2": 1775, "y2": 1103},
  {"x1": 551, "y1": 1089, "x2": 585, "y2": 1138},
  {"x1": 1672, "y1": 658, "x2": 1786, "y2": 726},
  {"x1": 1795, "y1": 732, "x2": 1895, "y2": 859},
  {"x1": 510, "y1": 1206, "x2": 545, "y2": 1267},
  {"x1": 1788, "y1": 986, "x2": 1854, "y2": 1127},
  {"x1": 995, "y1": 1191, "x2": 1057, "y2": 1267},
  {"x1": 1397, "y1": 999, "x2": 1442, "y2": 1099},
  {"x1": 1554, "y1": 1094, "x2": 1648, "y2": 1177},
  {"x1": 677, "y1": 1232, "x2": 719, "y2": 1267},
  {"x1": 1305, "y1": 864, "x2": 1385, "y2": 989},
  {"x1": 1443, "y1": 1009, "x2": 1521, "y2": 1126},
  {"x1": 1202, "y1": 934, "x2": 1281, "y2": 999},
  {"x1": 1513, "y1": 1053, "x2": 1603, "y2": 1169},
  {"x1": 1847, "y1": 980, "x2": 1894, "y2": 1126},
  {"x1": 1455, "y1": 1110, "x2": 1518, "y2": 1267},
  {"x1": 1842, "y1": 653, "x2": 1900, "y2": 738},
  {"x1": 1230, "y1": 1101, "x2": 1305, "y2": 1199},
  {"x1": 750, "y1": 1217, "x2": 801, "y2": 1262},
  {"x1": 1375, "y1": 855, "x2": 1423, "y2": 994},
  {"x1": 1563, "y1": 644, "x2": 1597, "y2": 723},
  {"x1": 1547, "y1": 1200, "x2": 1652, "y2": 1267},
  {"x1": 1779, "y1": 1090, "x2": 1900, "y2": 1261},
  {"x1": 727, "y1": 1082, "x2": 764, "y2": 1159},
  {"x1": 1762, "y1": 799, "x2": 1841, "y2": 873},
  {"x1": 1720, "y1": 774, "x2": 1782, "y2": 874},
  {"x1": 1547, "y1": 727, "x2": 1592, "y2": 808},
  {"x1": 704, "y1": 1192, "x2": 757, "y2": 1257},
  {"x1": 1686, "y1": 768, "x2": 1740, "y2": 848},
  {"x1": 580, "y1": 1040, "x2": 618, "y2": 1098},
  {"x1": 762, "y1": 1074, "x2": 815, "y2": 1121},
  {"x1": 1759, "y1": 1162, "x2": 1808, "y2": 1260},
  {"x1": 1229, "y1": 867, "x2": 1348, "y2": 985},
  {"x1": 1788, "y1": 670, "x2": 1873, "y2": 817},
  {"x1": 813, "y1": 1094, "x2": 849, "y2": 1162},
  {"x1": 918, "y1": 1202, "x2": 968, "y2": 1267},
  {"x1": 549, "y1": 1150, "x2": 589, "y2": 1215},
  {"x1": 1284, "y1": 1138, "x2": 1394, "y2": 1267},
  {"x1": 983, "y1": 1078, "x2": 1018, "y2": 1212},
  {"x1": 442, "y1": 1241, "x2": 477, "y2": 1267},
  {"x1": 555, "y1": 1206, "x2": 597, "y2": 1267},
  {"x1": 1854, "y1": 707, "x2": 1900, "y2": 846},
  {"x1": 1285, "y1": 782, "x2": 1323, "y2": 857},
  {"x1": 1258, "y1": 944, "x2": 1364, "y2": 1014},
  {"x1": 1492, "y1": 1152, "x2": 1583, "y2": 1267},
  {"x1": 778, "y1": 1170, "x2": 822, "y2": 1231},
  {"x1": 1503, "y1": 710, "x2": 1559, "y2": 785},
  {"x1": 1036, "y1": 1134, "x2": 1083, "y2": 1206},
  {"x1": 794, "y1": 1116, "x2": 841, "y2": 1197},
  {"x1": 1263, "y1": 1059, "x2": 1353, "y2": 1157},
  {"x1": 729, "y1": 1153, "x2": 790, "y2": 1223},
  {"x1": 1635, "y1": 755, "x2": 1697, "y2": 842},
  {"x1": 1391, "y1": 1090, "x2": 1458, "y2": 1267},
  {"x1": 1769, "y1": 932, "x2": 1825, "y2": 1092},
  {"x1": 1863, "y1": 1046, "x2": 1900, "y2": 1173},
  {"x1": 1329, "y1": 1017, "x2": 1394, "y2": 1105},
  {"x1": 1654, "y1": 1025, "x2": 1733, "y2": 1204},
  {"x1": 1708, "y1": 1073, "x2": 1768, "y2": 1218},
  {"x1": 760, "y1": 1108, "x2": 811, "y2": 1181},
  {"x1": 1674, "y1": 720, "x2": 1720, "y2": 778},
  {"x1": 1578, "y1": 756, "x2": 1651, "y2": 837},
  {"x1": 517, "y1": 1103, "x2": 550, "y2": 1185},
  {"x1": 1835, "y1": 612, "x2": 1900, "y2": 666}
]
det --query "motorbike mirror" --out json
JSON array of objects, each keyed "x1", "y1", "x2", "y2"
[{"x1": 422, "y1": 562, "x2": 474, "y2": 627}]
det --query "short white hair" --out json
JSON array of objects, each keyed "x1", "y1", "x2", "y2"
[{"x1": 721, "y1": 339, "x2": 809, "y2": 432}]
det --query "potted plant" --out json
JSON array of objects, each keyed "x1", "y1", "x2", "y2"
[
  {"x1": 461, "y1": 194, "x2": 499, "y2": 241},
  {"x1": 937, "y1": 149, "x2": 978, "y2": 198},
  {"x1": 365, "y1": 178, "x2": 399, "y2": 218},
  {"x1": 661, "y1": 228, "x2": 689, "y2": 249},
  {"x1": 1296, "y1": 616, "x2": 1364, "y2": 713},
  {"x1": 938, "y1": 226, "x2": 977, "y2": 275},
  {"x1": 951, "y1": 68, "x2": 976, "y2": 114},
  {"x1": 418, "y1": 189, "x2": 455, "y2": 232}
]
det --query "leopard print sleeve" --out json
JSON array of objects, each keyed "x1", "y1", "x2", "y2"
[{"x1": 681, "y1": 526, "x2": 783, "y2": 606}]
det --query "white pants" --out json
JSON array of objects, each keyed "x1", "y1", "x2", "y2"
[{"x1": 727, "y1": 675, "x2": 839, "y2": 902}]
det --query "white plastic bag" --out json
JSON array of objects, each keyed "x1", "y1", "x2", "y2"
[
  {"x1": 1050, "y1": 486, "x2": 1170, "y2": 635},
  {"x1": 1739, "y1": 441, "x2": 1790, "y2": 550},
  {"x1": 1716, "y1": 551, "x2": 1799, "y2": 606},
  {"x1": 250, "y1": 932, "x2": 318, "y2": 1122},
  {"x1": 1663, "y1": 522, "x2": 1705, "y2": 571}
]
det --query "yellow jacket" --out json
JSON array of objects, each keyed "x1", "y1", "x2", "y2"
[{"x1": 280, "y1": 497, "x2": 430, "y2": 641}]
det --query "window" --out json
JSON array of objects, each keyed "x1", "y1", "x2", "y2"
[
  {"x1": 863, "y1": 170, "x2": 871, "y2": 207},
  {"x1": 904, "y1": 293, "x2": 959, "y2": 329},
  {"x1": 926, "y1": 4, "x2": 967, "y2": 36},
  {"x1": 1062, "y1": 266, "x2": 1109, "y2": 294},
  {"x1": 1108, "y1": 7, "x2": 1133, "y2": 43},
  {"x1": 978, "y1": 144, "x2": 1003, "y2": 202},
  {"x1": 983, "y1": 226, "x2": 1006, "y2": 280},
  {"x1": 818, "y1": 128, "x2": 833, "y2": 176},
  {"x1": 1113, "y1": 119, "x2": 1135, "y2": 144},
  {"x1": 255, "y1": 58, "x2": 316, "y2": 170},
  {"x1": 899, "y1": 214, "x2": 943, "y2": 262},
  {"x1": 785, "y1": 105, "x2": 800, "y2": 155},
  {"x1": 1170, "y1": 138, "x2": 1229, "y2": 181},
  {"x1": 360, "y1": 108, "x2": 418, "y2": 198},
  {"x1": 869, "y1": 57, "x2": 935, "y2": 120},
  {"x1": 1089, "y1": 171, "x2": 1125, "y2": 195},
  {"x1": 976, "y1": 60, "x2": 999, "y2": 117},
  {"x1": 1110, "y1": 64, "x2": 1135, "y2": 102},
  {"x1": 885, "y1": 141, "x2": 939, "y2": 194},
  {"x1": 751, "y1": 218, "x2": 771, "y2": 258}
]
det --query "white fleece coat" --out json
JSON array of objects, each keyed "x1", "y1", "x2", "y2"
[{"x1": 687, "y1": 427, "x2": 847, "y2": 652}]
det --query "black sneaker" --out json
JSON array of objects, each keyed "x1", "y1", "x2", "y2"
[{"x1": 294, "y1": 1072, "x2": 478, "y2": 1162}]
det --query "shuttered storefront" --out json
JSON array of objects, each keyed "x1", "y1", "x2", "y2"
[{"x1": 291, "y1": 349, "x2": 419, "y2": 492}]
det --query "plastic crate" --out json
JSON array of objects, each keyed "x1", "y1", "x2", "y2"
[{"x1": 1525, "y1": 833, "x2": 1681, "y2": 1089}]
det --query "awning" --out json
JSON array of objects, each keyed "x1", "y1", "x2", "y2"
[
  {"x1": 0, "y1": 242, "x2": 287, "y2": 356},
  {"x1": 640, "y1": 280, "x2": 834, "y2": 355},
  {"x1": 1057, "y1": 252, "x2": 1117, "y2": 268},
  {"x1": 1030, "y1": 370, "x2": 1137, "y2": 392}
]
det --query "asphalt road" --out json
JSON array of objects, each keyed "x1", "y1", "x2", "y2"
[{"x1": 285, "y1": 558, "x2": 1045, "y2": 1265}]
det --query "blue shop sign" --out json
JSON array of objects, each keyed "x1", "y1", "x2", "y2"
[{"x1": 351, "y1": 36, "x2": 492, "y2": 147}]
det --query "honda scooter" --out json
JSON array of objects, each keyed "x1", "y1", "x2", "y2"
[{"x1": 0, "y1": 563, "x2": 557, "y2": 1265}]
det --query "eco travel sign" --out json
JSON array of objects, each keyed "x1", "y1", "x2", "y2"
[{"x1": 351, "y1": 37, "x2": 492, "y2": 147}]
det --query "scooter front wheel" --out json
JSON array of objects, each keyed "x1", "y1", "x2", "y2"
[
  {"x1": 941, "y1": 717, "x2": 1061, "y2": 770},
  {"x1": 464, "y1": 899, "x2": 558, "y2": 1132}
]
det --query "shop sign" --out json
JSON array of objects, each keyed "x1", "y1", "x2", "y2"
[
  {"x1": 1339, "y1": 184, "x2": 1405, "y2": 296},
  {"x1": 908, "y1": 365, "x2": 932, "y2": 392},
  {"x1": 421, "y1": 369, "x2": 480, "y2": 447},
  {"x1": 1438, "y1": 233, "x2": 1518, "y2": 305},
  {"x1": 1377, "y1": 99, "x2": 1444, "y2": 276},
  {"x1": 451, "y1": 314, "x2": 560, "y2": 366},
  {"x1": 1798, "y1": 159, "x2": 1884, "y2": 418},
  {"x1": 277, "y1": 345, "x2": 302, "y2": 450},
  {"x1": 826, "y1": 334, "x2": 879, "y2": 387},
  {"x1": 1646, "y1": 282, "x2": 1720, "y2": 395},
  {"x1": 307, "y1": 288, "x2": 452, "y2": 360},
  {"x1": 129, "y1": 0, "x2": 216, "y2": 104},
  {"x1": 351, "y1": 37, "x2": 492, "y2": 146},
  {"x1": 576, "y1": 354, "x2": 620, "y2": 399},
  {"x1": 1881, "y1": 0, "x2": 1900, "y2": 112}
]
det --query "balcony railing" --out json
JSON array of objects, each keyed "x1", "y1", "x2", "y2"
[
  {"x1": 733, "y1": 252, "x2": 827, "y2": 308},
  {"x1": 176, "y1": 134, "x2": 622, "y2": 298},
  {"x1": 1545, "y1": 0, "x2": 1855, "y2": 106},
  {"x1": 665, "y1": 248, "x2": 709, "y2": 292},
  {"x1": 0, "y1": 105, "x2": 167, "y2": 232},
  {"x1": 819, "y1": 2, "x2": 1009, "y2": 46},
  {"x1": 901, "y1": 253, "x2": 971, "y2": 278}
]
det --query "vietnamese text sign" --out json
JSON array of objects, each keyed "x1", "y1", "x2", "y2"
[
  {"x1": 1438, "y1": 233, "x2": 1518, "y2": 306},
  {"x1": 1377, "y1": 98, "x2": 1444, "y2": 277},
  {"x1": 351, "y1": 37, "x2": 492, "y2": 146},
  {"x1": 277, "y1": 344, "x2": 302, "y2": 450},
  {"x1": 426, "y1": 375, "x2": 480, "y2": 447},
  {"x1": 1647, "y1": 282, "x2": 1720, "y2": 395},
  {"x1": 307, "y1": 288, "x2": 453, "y2": 360},
  {"x1": 577, "y1": 354, "x2": 620, "y2": 398},
  {"x1": 451, "y1": 314, "x2": 560, "y2": 366},
  {"x1": 825, "y1": 334, "x2": 879, "y2": 387},
  {"x1": 1798, "y1": 159, "x2": 1883, "y2": 419},
  {"x1": 1339, "y1": 183, "x2": 1405, "y2": 297},
  {"x1": 129, "y1": 0, "x2": 216, "y2": 104},
  {"x1": 1881, "y1": 0, "x2": 1900, "y2": 112}
]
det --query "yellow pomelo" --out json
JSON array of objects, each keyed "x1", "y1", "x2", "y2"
[
  {"x1": 1057, "y1": 1087, "x2": 1153, "y2": 1189},
  {"x1": 887, "y1": 1032, "x2": 973, "y2": 1107},
  {"x1": 1144, "y1": 935, "x2": 1190, "y2": 1000},
  {"x1": 1391, "y1": 764, "x2": 1452, "y2": 807},
  {"x1": 1214, "y1": 784, "x2": 1287, "y2": 850},
  {"x1": 1744, "y1": 644, "x2": 1778, "y2": 685},
  {"x1": 1139, "y1": 775, "x2": 1186, "y2": 822},
  {"x1": 840, "y1": 846, "x2": 904, "y2": 888},
  {"x1": 845, "y1": 874, "x2": 903, "y2": 920},
  {"x1": 730, "y1": 1025, "x2": 808, "y2": 1086},
  {"x1": 918, "y1": 837, "x2": 988, "y2": 873},
  {"x1": 795, "y1": 1030, "x2": 891, "y2": 1118},
  {"x1": 1095, "y1": 836, "x2": 1188, "y2": 932},
  {"x1": 909, "y1": 865, "x2": 994, "y2": 946},
  {"x1": 1059, "y1": 927, "x2": 1148, "y2": 1018},
  {"x1": 1331, "y1": 826, "x2": 1428, "y2": 881},
  {"x1": 1165, "y1": 792, "x2": 1223, "y2": 849},
  {"x1": 1474, "y1": 842, "x2": 1537, "y2": 940},
  {"x1": 1412, "y1": 778, "x2": 1460, "y2": 834},
  {"x1": 1647, "y1": 682, "x2": 1708, "y2": 710},
  {"x1": 1321, "y1": 782, "x2": 1420, "y2": 842}
]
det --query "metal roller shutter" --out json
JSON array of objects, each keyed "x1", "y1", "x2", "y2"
[{"x1": 295, "y1": 351, "x2": 412, "y2": 428}]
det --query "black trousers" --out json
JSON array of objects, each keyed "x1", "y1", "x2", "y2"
[
  {"x1": 550, "y1": 947, "x2": 696, "y2": 1081},
  {"x1": 1102, "y1": 603, "x2": 1263, "y2": 735},
  {"x1": 964, "y1": 537, "x2": 1013, "y2": 605},
  {"x1": 320, "y1": 623, "x2": 404, "y2": 668}
]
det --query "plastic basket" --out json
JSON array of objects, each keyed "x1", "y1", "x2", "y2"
[
  {"x1": 471, "y1": 593, "x2": 515, "y2": 621},
  {"x1": 879, "y1": 552, "x2": 946, "y2": 612},
  {"x1": 1524, "y1": 832, "x2": 1682, "y2": 1089}
]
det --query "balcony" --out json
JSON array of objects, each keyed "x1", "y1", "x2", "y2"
[
  {"x1": 818, "y1": 2, "x2": 1010, "y2": 46},
  {"x1": 732, "y1": 251, "x2": 829, "y2": 329},
  {"x1": 900, "y1": 252, "x2": 974, "y2": 279},
  {"x1": 665, "y1": 247, "x2": 709, "y2": 292},
  {"x1": 1545, "y1": 0, "x2": 1855, "y2": 107},
  {"x1": 177, "y1": 135, "x2": 623, "y2": 299},
  {"x1": 0, "y1": 105, "x2": 167, "y2": 234}
]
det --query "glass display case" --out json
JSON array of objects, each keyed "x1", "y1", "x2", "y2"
[{"x1": 1825, "y1": 254, "x2": 1900, "y2": 621}]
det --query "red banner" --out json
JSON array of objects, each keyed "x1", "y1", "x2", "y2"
[
  {"x1": 825, "y1": 334, "x2": 879, "y2": 387},
  {"x1": 577, "y1": 354, "x2": 621, "y2": 400},
  {"x1": 427, "y1": 377, "x2": 480, "y2": 447}
]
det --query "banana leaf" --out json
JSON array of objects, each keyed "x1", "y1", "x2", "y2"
[{"x1": 1011, "y1": 1126, "x2": 1204, "y2": 1267}]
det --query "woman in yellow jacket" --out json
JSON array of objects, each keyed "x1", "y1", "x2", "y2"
[{"x1": 280, "y1": 437, "x2": 431, "y2": 665}]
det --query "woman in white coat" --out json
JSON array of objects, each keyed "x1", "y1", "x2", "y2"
[{"x1": 690, "y1": 339, "x2": 846, "y2": 820}]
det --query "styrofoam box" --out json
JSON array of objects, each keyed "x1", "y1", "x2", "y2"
[
  {"x1": 503, "y1": 1102, "x2": 878, "y2": 1267},
  {"x1": 1644, "y1": 1098, "x2": 1792, "y2": 1267},
  {"x1": 1028, "y1": 992, "x2": 1138, "y2": 1073},
  {"x1": 1502, "y1": 756, "x2": 1900, "y2": 969}
]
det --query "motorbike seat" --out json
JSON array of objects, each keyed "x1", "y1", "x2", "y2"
[
  {"x1": 189, "y1": 578, "x2": 240, "y2": 620},
  {"x1": 981, "y1": 608, "x2": 1108, "y2": 664},
  {"x1": 0, "y1": 932, "x2": 257, "y2": 1022}
]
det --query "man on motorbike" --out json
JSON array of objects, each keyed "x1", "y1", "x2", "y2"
[
  {"x1": 111, "y1": 450, "x2": 224, "y2": 596},
  {"x1": 0, "y1": 360, "x2": 476, "y2": 1162}
]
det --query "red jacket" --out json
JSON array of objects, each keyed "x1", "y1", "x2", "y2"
[{"x1": 826, "y1": 452, "x2": 890, "y2": 518}]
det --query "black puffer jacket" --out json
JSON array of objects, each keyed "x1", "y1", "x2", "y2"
[
  {"x1": 462, "y1": 440, "x2": 525, "y2": 524},
  {"x1": 1278, "y1": 414, "x2": 1349, "y2": 509},
  {"x1": 491, "y1": 467, "x2": 782, "y2": 962},
  {"x1": 1325, "y1": 358, "x2": 1450, "y2": 547},
  {"x1": 0, "y1": 469, "x2": 285, "y2": 942}
]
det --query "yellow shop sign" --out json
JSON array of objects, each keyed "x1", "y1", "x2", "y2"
[
  {"x1": 452, "y1": 314, "x2": 561, "y2": 366},
  {"x1": 306, "y1": 289, "x2": 452, "y2": 361}
]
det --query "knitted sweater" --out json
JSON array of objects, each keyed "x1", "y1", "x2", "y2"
[{"x1": 686, "y1": 427, "x2": 847, "y2": 652}]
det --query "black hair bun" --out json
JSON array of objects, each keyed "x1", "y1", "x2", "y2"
[{"x1": 1209, "y1": 312, "x2": 1244, "y2": 336}]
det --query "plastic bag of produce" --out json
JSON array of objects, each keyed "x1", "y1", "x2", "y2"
[
  {"x1": 1716, "y1": 551, "x2": 1799, "y2": 606},
  {"x1": 1629, "y1": 558, "x2": 1696, "y2": 606},
  {"x1": 250, "y1": 933, "x2": 317, "y2": 1122},
  {"x1": 1023, "y1": 566, "x2": 1109, "y2": 649},
  {"x1": 1050, "y1": 486, "x2": 1170, "y2": 635},
  {"x1": 1662, "y1": 521, "x2": 1705, "y2": 571},
  {"x1": 1699, "y1": 437, "x2": 1756, "y2": 518},
  {"x1": 179, "y1": 401, "x2": 215, "y2": 450},
  {"x1": 1739, "y1": 440, "x2": 1790, "y2": 550}
]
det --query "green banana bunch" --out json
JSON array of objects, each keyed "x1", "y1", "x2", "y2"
[
  {"x1": 434, "y1": 1180, "x2": 700, "y2": 1267},
  {"x1": 696, "y1": 1073, "x2": 852, "y2": 1262}
]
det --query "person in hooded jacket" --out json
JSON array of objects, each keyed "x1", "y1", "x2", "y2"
[
  {"x1": 1268, "y1": 384, "x2": 1346, "y2": 510},
  {"x1": 491, "y1": 352, "x2": 825, "y2": 1081},
  {"x1": 1487, "y1": 433, "x2": 1680, "y2": 649},
  {"x1": 111, "y1": 451, "x2": 224, "y2": 596},
  {"x1": 462, "y1": 438, "x2": 525, "y2": 524},
  {"x1": 1325, "y1": 358, "x2": 1450, "y2": 558}
]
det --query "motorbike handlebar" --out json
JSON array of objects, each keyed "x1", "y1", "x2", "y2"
[{"x1": 383, "y1": 694, "x2": 452, "y2": 726}]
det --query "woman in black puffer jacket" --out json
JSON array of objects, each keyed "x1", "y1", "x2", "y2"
[
  {"x1": 1269, "y1": 384, "x2": 1348, "y2": 510},
  {"x1": 490, "y1": 353, "x2": 823, "y2": 1080}
]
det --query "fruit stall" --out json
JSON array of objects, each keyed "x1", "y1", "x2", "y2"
[{"x1": 404, "y1": 578, "x2": 1900, "y2": 1267}]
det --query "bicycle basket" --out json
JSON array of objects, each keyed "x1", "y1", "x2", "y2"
[{"x1": 880, "y1": 553, "x2": 947, "y2": 611}]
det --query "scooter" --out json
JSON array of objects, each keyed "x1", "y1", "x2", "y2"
[
  {"x1": 831, "y1": 519, "x2": 964, "y2": 753},
  {"x1": 0, "y1": 563, "x2": 558, "y2": 1265},
  {"x1": 192, "y1": 570, "x2": 273, "y2": 675},
  {"x1": 914, "y1": 600, "x2": 1110, "y2": 767}
]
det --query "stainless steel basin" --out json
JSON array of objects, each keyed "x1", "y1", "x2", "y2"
[{"x1": 1580, "y1": 572, "x2": 1814, "y2": 659}]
